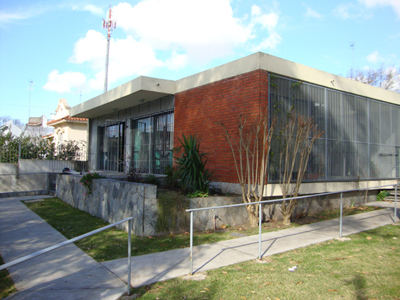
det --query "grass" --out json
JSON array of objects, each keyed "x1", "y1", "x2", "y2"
[
  {"x1": 0, "y1": 255, "x2": 17, "y2": 300},
  {"x1": 24, "y1": 198, "x2": 381, "y2": 263},
  {"x1": 129, "y1": 224, "x2": 400, "y2": 299}
]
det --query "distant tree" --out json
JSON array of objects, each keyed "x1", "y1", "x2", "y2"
[
  {"x1": 0, "y1": 116, "x2": 25, "y2": 127},
  {"x1": 0, "y1": 130, "x2": 84, "y2": 163},
  {"x1": 348, "y1": 65, "x2": 400, "y2": 93}
]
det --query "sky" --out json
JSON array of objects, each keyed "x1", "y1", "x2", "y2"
[{"x1": 0, "y1": 0, "x2": 399, "y2": 124}]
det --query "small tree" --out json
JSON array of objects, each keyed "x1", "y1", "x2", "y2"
[
  {"x1": 222, "y1": 110, "x2": 276, "y2": 227},
  {"x1": 277, "y1": 112, "x2": 323, "y2": 225}
]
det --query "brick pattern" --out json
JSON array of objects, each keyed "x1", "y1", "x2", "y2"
[{"x1": 174, "y1": 69, "x2": 269, "y2": 183}]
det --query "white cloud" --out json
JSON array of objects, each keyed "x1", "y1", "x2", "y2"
[
  {"x1": 0, "y1": 11, "x2": 30, "y2": 25},
  {"x1": 359, "y1": 0, "x2": 400, "y2": 18},
  {"x1": 249, "y1": 5, "x2": 281, "y2": 51},
  {"x1": 69, "y1": 30, "x2": 106, "y2": 71},
  {"x1": 333, "y1": 3, "x2": 367, "y2": 19},
  {"x1": 305, "y1": 7, "x2": 323, "y2": 19},
  {"x1": 81, "y1": 4, "x2": 104, "y2": 16},
  {"x1": 112, "y1": 0, "x2": 253, "y2": 63},
  {"x1": 251, "y1": 5, "x2": 279, "y2": 32},
  {"x1": 107, "y1": 36, "x2": 164, "y2": 80},
  {"x1": 43, "y1": 70, "x2": 87, "y2": 93},
  {"x1": 46, "y1": 0, "x2": 282, "y2": 94},
  {"x1": 64, "y1": 29, "x2": 163, "y2": 91},
  {"x1": 252, "y1": 32, "x2": 282, "y2": 52},
  {"x1": 70, "y1": 4, "x2": 103, "y2": 15},
  {"x1": 366, "y1": 51, "x2": 383, "y2": 63},
  {"x1": 165, "y1": 51, "x2": 188, "y2": 70}
]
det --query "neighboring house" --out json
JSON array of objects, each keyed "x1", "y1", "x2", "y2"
[
  {"x1": 47, "y1": 99, "x2": 88, "y2": 158},
  {"x1": 26, "y1": 115, "x2": 54, "y2": 138},
  {"x1": 70, "y1": 52, "x2": 400, "y2": 196},
  {"x1": 0, "y1": 120, "x2": 25, "y2": 137},
  {"x1": 1, "y1": 117, "x2": 53, "y2": 138}
]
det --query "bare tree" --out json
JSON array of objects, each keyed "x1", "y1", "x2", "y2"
[
  {"x1": 278, "y1": 112, "x2": 323, "y2": 225},
  {"x1": 222, "y1": 110, "x2": 277, "y2": 227},
  {"x1": 348, "y1": 65, "x2": 400, "y2": 93},
  {"x1": 0, "y1": 116, "x2": 25, "y2": 127}
]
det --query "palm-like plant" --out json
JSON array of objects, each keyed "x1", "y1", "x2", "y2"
[{"x1": 174, "y1": 134, "x2": 213, "y2": 193}]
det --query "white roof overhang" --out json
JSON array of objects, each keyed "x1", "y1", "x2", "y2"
[{"x1": 70, "y1": 76, "x2": 176, "y2": 119}]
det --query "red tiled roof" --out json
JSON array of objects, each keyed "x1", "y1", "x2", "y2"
[{"x1": 47, "y1": 116, "x2": 88, "y2": 126}]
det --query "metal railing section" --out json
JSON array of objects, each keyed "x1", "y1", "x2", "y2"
[
  {"x1": 186, "y1": 183, "x2": 399, "y2": 275},
  {"x1": 0, "y1": 217, "x2": 133, "y2": 296}
]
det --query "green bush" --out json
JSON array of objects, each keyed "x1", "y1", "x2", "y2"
[
  {"x1": 144, "y1": 174, "x2": 160, "y2": 186},
  {"x1": 79, "y1": 172, "x2": 105, "y2": 195},
  {"x1": 186, "y1": 190, "x2": 209, "y2": 198},
  {"x1": 174, "y1": 134, "x2": 213, "y2": 193},
  {"x1": 164, "y1": 165, "x2": 181, "y2": 189},
  {"x1": 377, "y1": 190, "x2": 390, "y2": 201}
]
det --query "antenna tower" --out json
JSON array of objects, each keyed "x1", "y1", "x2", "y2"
[
  {"x1": 28, "y1": 81, "x2": 34, "y2": 120},
  {"x1": 103, "y1": 6, "x2": 117, "y2": 93}
]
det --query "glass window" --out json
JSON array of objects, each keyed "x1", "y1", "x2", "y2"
[
  {"x1": 269, "y1": 74, "x2": 400, "y2": 182},
  {"x1": 131, "y1": 111, "x2": 174, "y2": 174},
  {"x1": 97, "y1": 122, "x2": 125, "y2": 172}
]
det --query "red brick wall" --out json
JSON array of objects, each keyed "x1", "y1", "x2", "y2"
[{"x1": 174, "y1": 69, "x2": 269, "y2": 183}]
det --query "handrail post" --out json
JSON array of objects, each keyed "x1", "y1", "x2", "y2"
[
  {"x1": 190, "y1": 211, "x2": 193, "y2": 275},
  {"x1": 395, "y1": 184, "x2": 398, "y2": 223},
  {"x1": 339, "y1": 193, "x2": 343, "y2": 237},
  {"x1": 127, "y1": 218, "x2": 132, "y2": 296},
  {"x1": 258, "y1": 203, "x2": 262, "y2": 260}
]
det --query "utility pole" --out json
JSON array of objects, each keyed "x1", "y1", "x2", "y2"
[
  {"x1": 28, "y1": 80, "x2": 34, "y2": 120},
  {"x1": 103, "y1": 6, "x2": 117, "y2": 93},
  {"x1": 350, "y1": 43, "x2": 355, "y2": 71}
]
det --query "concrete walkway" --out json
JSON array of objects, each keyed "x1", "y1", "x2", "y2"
[
  {"x1": 0, "y1": 196, "x2": 127, "y2": 300},
  {"x1": 102, "y1": 201, "x2": 398, "y2": 288},
  {"x1": 0, "y1": 196, "x2": 398, "y2": 299}
]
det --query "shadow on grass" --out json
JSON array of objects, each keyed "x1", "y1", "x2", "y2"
[{"x1": 350, "y1": 273, "x2": 367, "y2": 300}]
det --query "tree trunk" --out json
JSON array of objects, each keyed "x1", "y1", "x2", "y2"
[
  {"x1": 246, "y1": 205, "x2": 260, "y2": 227},
  {"x1": 282, "y1": 213, "x2": 291, "y2": 225}
]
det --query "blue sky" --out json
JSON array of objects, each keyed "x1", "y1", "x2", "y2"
[{"x1": 1, "y1": 0, "x2": 399, "y2": 124}]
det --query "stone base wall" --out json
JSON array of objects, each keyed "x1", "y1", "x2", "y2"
[
  {"x1": 56, "y1": 174, "x2": 158, "y2": 236},
  {"x1": 263, "y1": 190, "x2": 379, "y2": 221},
  {"x1": 189, "y1": 190, "x2": 379, "y2": 230},
  {"x1": 0, "y1": 173, "x2": 48, "y2": 193},
  {"x1": 55, "y1": 174, "x2": 381, "y2": 236},
  {"x1": 189, "y1": 196, "x2": 249, "y2": 231}
]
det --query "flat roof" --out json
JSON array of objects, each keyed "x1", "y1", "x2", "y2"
[
  {"x1": 70, "y1": 52, "x2": 400, "y2": 118},
  {"x1": 70, "y1": 76, "x2": 175, "y2": 118}
]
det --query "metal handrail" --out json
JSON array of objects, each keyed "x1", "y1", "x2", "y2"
[
  {"x1": 186, "y1": 183, "x2": 399, "y2": 275},
  {"x1": 0, "y1": 217, "x2": 133, "y2": 296}
]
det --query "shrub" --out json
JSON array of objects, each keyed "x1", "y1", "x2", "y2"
[
  {"x1": 165, "y1": 165, "x2": 181, "y2": 189},
  {"x1": 174, "y1": 134, "x2": 213, "y2": 193},
  {"x1": 79, "y1": 172, "x2": 105, "y2": 195},
  {"x1": 144, "y1": 174, "x2": 160, "y2": 186},
  {"x1": 377, "y1": 190, "x2": 390, "y2": 201}
]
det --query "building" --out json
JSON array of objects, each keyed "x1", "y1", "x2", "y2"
[
  {"x1": 0, "y1": 120, "x2": 25, "y2": 137},
  {"x1": 47, "y1": 99, "x2": 88, "y2": 158},
  {"x1": 70, "y1": 52, "x2": 400, "y2": 196},
  {"x1": 26, "y1": 115, "x2": 54, "y2": 138}
]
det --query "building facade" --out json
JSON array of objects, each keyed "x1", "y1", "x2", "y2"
[
  {"x1": 47, "y1": 99, "x2": 88, "y2": 158},
  {"x1": 70, "y1": 52, "x2": 400, "y2": 195}
]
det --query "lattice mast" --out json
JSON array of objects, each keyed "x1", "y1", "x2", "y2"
[{"x1": 103, "y1": 6, "x2": 116, "y2": 93}]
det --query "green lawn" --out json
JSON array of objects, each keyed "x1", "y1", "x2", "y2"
[
  {"x1": 0, "y1": 255, "x2": 17, "y2": 300},
  {"x1": 129, "y1": 224, "x2": 400, "y2": 299}
]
